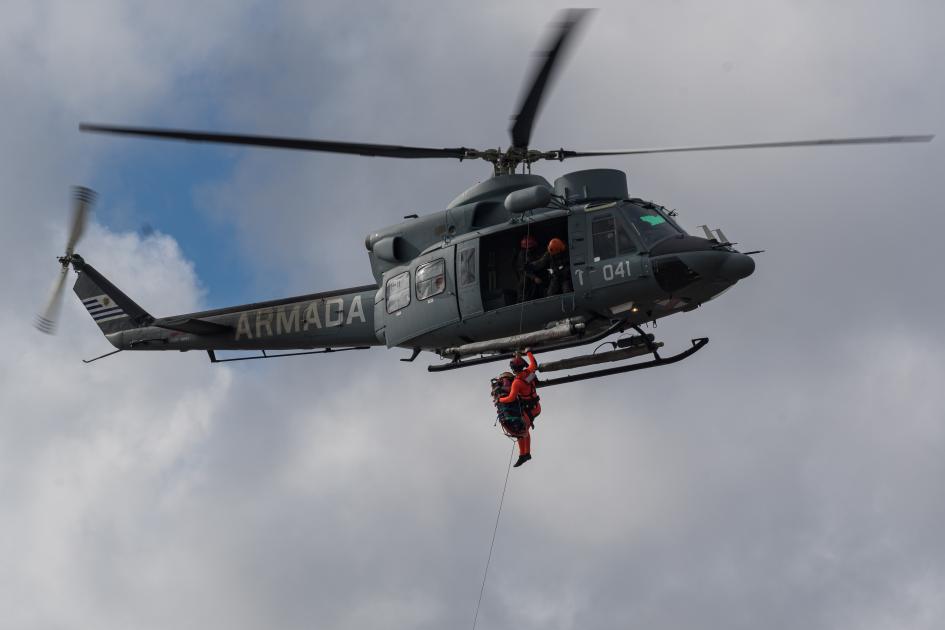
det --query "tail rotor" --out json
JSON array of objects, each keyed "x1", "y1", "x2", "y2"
[{"x1": 35, "y1": 186, "x2": 97, "y2": 334}]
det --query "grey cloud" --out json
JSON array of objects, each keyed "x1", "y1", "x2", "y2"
[{"x1": 2, "y1": 1, "x2": 944, "y2": 630}]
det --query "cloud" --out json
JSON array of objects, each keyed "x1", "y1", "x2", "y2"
[
  {"x1": 2, "y1": 1, "x2": 944, "y2": 629},
  {"x1": 0, "y1": 226, "x2": 233, "y2": 629}
]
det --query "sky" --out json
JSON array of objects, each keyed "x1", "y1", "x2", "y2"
[{"x1": 2, "y1": 1, "x2": 944, "y2": 629}]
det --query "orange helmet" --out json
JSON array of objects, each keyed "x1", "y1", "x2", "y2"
[{"x1": 547, "y1": 238, "x2": 566, "y2": 255}]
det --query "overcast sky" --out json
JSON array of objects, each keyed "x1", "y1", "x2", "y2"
[{"x1": 2, "y1": 1, "x2": 944, "y2": 629}]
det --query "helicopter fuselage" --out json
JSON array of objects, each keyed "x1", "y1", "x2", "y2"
[
  {"x1": 364, "y1": 169, "x2": 753, "y2": 355},
  {"x1": 75, "y1": 169, "x2": 753, "y2": 363}
]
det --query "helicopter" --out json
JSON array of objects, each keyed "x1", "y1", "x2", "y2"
[{"x1": 37, "y1": 10, "x2": 932, "y2": 387}]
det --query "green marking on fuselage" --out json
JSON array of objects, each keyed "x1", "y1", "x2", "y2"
[{"x1": 640, "y1": 215, "x2": 666, "y2": 226}]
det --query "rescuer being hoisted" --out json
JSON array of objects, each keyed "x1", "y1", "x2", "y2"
[{"x1": 491, "y1": 349, "x2": 542, "y2": 467}]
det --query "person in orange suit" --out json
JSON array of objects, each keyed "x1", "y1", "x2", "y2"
[
  {"x1": 529, "y1": 237, "x2": 572, "y2": 296},
  {"x1": 499, "y1": 349, "x2": 541, "y2": 467}
]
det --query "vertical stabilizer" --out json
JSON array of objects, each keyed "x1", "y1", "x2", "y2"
[{"x1": 71, "y1": 255, "x2": 153, "y2": 335}]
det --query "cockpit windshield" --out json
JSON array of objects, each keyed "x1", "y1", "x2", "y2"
[{"x1": 622, "y1": 202, "x2": 681, "y2": 249}]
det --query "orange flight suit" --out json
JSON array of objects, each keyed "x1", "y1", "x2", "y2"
[{"x1": 499, "y1": 351, "x2": 541, "y2": 457}]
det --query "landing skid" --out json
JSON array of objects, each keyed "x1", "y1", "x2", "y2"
[
  {"x1": 428, "y1": 318, "x2": 709, "y2": 383},
  {"x1": 536, "y1": 337, "x2": 709, "y2": 387}
]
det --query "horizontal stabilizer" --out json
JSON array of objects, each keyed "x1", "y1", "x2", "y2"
[{"x1": 154, "y1": 317, "x2": 232, "y2": 335}]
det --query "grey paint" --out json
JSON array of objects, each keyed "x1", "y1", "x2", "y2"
[
  {"x1": 70, "y1": 170, "x2": 756, "y2": 357},
  {"x1": 381, "y1": 245, "x2": 460, "y2": 348},
  {"x1": 455, "y1": 238, "x2": 484, "y2": 319}
]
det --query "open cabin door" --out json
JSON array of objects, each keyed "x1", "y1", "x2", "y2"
[{"x1": 377, "y1": 246, "x2": 460, "y2": 348}]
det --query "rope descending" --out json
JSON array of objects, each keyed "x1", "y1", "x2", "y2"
[{"x1": 471, "y1": 443, "x2": 515, "y2": 630}]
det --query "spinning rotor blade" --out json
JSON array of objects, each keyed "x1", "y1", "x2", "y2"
[
  {"x1": 509, "y1": 8, "x2": 591, "y2": 150},
  {"x1": 35, "y1": 186, "x2": 96, "y2": 335},
  {"x1": 66, "y1": 186, "x2": 95, "y2": 256},
  {"x1": 80, "y1": 124, "x2": 473, "y2": 160},
  {"x1": 555, "y1": 134, "x2": 935, "y2": 159},
  {"x1": 36, "y1": 265, "x2": 69, "y2": 335}
]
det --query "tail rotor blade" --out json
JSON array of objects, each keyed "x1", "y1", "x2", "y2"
[
  {"x1": 36, "y1": 186, "x2": 97, "y2": 335},
  {"x1": 66, "y1": 186, "x2": 96, "y2": 256},
  {"x1": 35, "y1": 264, "x2": 69, "y2": 335}
]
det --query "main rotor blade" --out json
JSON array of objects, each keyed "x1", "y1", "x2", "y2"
[
  {"x1": 509, "y1": 8, "x2": 591, "y2": 150},
  {"x1": 556, "y1": 134, "x2": 935, "y2": 159},
  {"x1": 80, "y1": 124, "x2": 474, "y2": 160}
]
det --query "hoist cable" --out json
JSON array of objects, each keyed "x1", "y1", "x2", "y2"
[
  {"x1": 517, "y1": 216, "x2": 534, "y2": 335},
  {"x1": 473, "y1": 215, "x2": 532, "y2": 628},
  {"x1": 471, "y1": 442, "x2": 515, "y2": 630}
]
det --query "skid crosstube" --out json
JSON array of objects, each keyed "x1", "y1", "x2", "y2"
[{"x1": 427, "y1": 319, "x2": 626, "y2": 372}]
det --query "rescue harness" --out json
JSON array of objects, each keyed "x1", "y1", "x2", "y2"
[{"x1": 490, "y1": 373, "x2": 540, "y2": 439}]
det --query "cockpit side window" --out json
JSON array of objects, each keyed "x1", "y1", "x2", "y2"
[
  {"x1": 592, "y1": 214, "x2": 637, "y2": 262},
  {"x1": 623, "y1": 203, "x2": 680, "y2": 249},
  {"x1": 592, "y1": 216, "x2": 616, "y2": 260},
  {"x1": 616, "y1": 222, "x2": 637, "y2": 255}
]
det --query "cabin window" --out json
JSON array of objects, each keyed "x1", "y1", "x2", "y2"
[
  {"x1": 386, "y1": 271, "x2": 411, "y2": 313},
  {"x1": 416, "y1": 258, "x2": 446, "y2": 300},
  {"x1": 459, "y1": 248, "x2": 477, "y2": 287},
  {"x1": 592, "y1": 214, "x2": 637, "y2": 262}
]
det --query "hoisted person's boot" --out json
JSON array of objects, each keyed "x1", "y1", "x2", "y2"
[{"x1": 513, "y1": 453, "x2": 532, "y2": 467}]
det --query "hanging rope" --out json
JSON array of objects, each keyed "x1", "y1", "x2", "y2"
[
  {"x1": 471, "y1": 442, "x2": 516, "y2": 630},
  {"x1": 471, "y1": 213, "x2": 536, "y2": 628}
]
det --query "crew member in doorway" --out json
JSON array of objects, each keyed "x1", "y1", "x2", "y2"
[
  {"x1": 530, "y1": 237, "x2": 572, "y2": 296},
  {"x1": 515, "y1": 235, "x2": 545, "y2": 301},
  {"x1": 498, "y1": 349, "x2": 542, "y2": 467}
]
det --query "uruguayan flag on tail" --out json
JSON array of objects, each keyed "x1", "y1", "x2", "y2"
[
  {"x1": 71, "y1": 258, "x2": 151, "y2": 335},
  {"x1": 81, "y1": 294, "x2": 127, "y2": 323}
]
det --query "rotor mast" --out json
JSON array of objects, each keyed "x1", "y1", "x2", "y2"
[{"x1": 466, "y1": 148, "x2": 561, "y2": 176}]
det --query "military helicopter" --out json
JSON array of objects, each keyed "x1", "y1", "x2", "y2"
[{"x1": 37, "y1": 10, "x2": 932, "y2": 387}]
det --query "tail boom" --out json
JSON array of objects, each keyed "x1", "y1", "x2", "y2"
[
  {"x1": 127, "y1": 284, "x2": 382, "y2": 352},
  {"x1": 71, "y1": 255, "x2": 381, "y2": 352}
]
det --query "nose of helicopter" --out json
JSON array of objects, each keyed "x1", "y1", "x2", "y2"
[
  {"x1": 718, "y1": 251, "x2": 755, "y2": 281},
  {"x1": 651, "y1": 239, "x2": 755, "y2": 297},
  {"x1": 674, "y1": 250, "x2": 755, "y2": 283}
]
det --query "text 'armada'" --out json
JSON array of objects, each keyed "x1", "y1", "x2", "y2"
[{"x1": 235, "y1": 295, "x2": 365, "y2": 340}]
